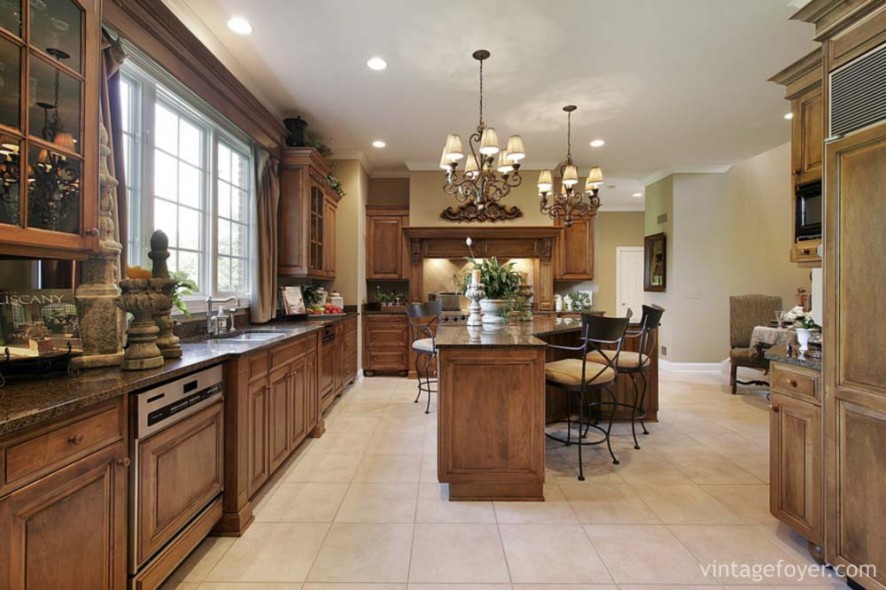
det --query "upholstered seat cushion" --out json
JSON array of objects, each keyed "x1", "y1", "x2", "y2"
[
  {"x1": 729, "y1": 347, "x2": 768, "y2": 368},
  {"x1": 413, "y1": 338, "x2": 436, "y2": 354},
  {"x1": 545, "y1": 359, "x2": 616, "y2": 388},
  {"x1": 586, "y1": 350, "x2": 650, "y2": 370}
]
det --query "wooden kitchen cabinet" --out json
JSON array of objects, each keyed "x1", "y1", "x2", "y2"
[
  {"x1": 342, "y1": 315, "x2": 359, "y2": 385},
  {"x1": 267, "y1": 366, "x2": 291, "y2": 474},
  {"x1": 769, "y1": 363, "x2": 822, "y2": 549},
  {"x1": 278, "y1": 148, "x2": 341, "y2": 279},
  {"x1": 246, "y1": 377, "x2": 269, "y2": 498},
  {"x1": 0, "y1": 398, "x2": 128, "y2": 589},
  {"x1": 363, "y1": 313, "x2": 409, "y2": 376},
  {"x1": 366, "y1": 205, "x2": 410, "y2": 279},
  {"x1": 554, "y1": 214, "x2": 596, "y2": 280},
  {"x1": 0, "y1": 0, "x2": 102, "y2": 260}
]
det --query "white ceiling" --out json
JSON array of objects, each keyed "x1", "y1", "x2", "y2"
[{"x1": 165, "y1": 0, "x2": 816, "y2": 196}]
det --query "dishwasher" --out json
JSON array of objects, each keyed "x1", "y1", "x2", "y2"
[{"x1": 129, "y1": 365, "x2": 225, "y2": 588}]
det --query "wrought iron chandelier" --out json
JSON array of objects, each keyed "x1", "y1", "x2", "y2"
[
  {"x1": 440, "y1": 49, "x2": 525, "y2": 215},
  {"x1": 538, "y1": 105, "x2": 604, "y2": 227}
]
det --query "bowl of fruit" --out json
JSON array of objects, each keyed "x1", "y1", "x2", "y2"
[{"x1": 307, "y1": 302, "x2": 345, "y2": 317}]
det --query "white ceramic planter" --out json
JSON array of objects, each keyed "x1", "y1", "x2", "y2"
[
  {"x1": 480, "y1": 298, "x2": 508, "y2": 327},
  {"x1": 796, "y1": 328, "x2": 813, "y2": 352}
]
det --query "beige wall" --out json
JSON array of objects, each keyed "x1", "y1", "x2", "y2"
[
  {"x1": 368, "y1": 177, "x2": 409, "y2": 206},
  {"x1": 593, "y1": 212, "x2": 645, "y2": 315},
  {"x1": 644, "y1": 143, "x2": 810, "y2": 363},
  {"x1": 408, "y1": 170, "x2": 555, "y2": 227}
]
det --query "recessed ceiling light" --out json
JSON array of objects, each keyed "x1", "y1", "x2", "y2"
[
  {"x1": 367, "y1": 56, "x2": 387, "y2": 71},
  {"x1": 227, "y1": 16, "x2": 253, "y2": 35},
  {"x1": 784, "y1": 112, "x2": 794, "y2": 120},
  {"x1": 632, "y1": 192, "x2": 643, "y2": 198},
  {"x1": 372, "y1": 140, "x2": 386, "y2": 148},
  {"x1": 589, "y1": 139, "x2": 605, "y2": 148}
]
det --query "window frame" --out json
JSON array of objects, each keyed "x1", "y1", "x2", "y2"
[{"x1": 119, "y1": 61, "x2": 255, "y2": 314}]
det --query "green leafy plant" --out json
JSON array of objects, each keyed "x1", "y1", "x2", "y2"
[
  {"x1": 465, "y1": 257, "x2": 522, "y2": 300},
  {"x1": 375, "y1": 287, "x2": 404, "y2": 305},
  {"x1": 171, "y1": 270, "x2": 198, "y2": 316},
  {"x1": 326, "y1": 173, "x2": 346, "y2": 198},
  {"x1": 570, "y1": 291, "x2": 593, "y2": 312},
  {"x1": 302, "y1": 286, "x2": 322, "y2": 307},
  {"x1": 307, "y1": 136, "x2": 333, "y2": 158}
]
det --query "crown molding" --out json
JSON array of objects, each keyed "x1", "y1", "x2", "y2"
[
  {"x1": 641, "y1": 165, "x2": 732, "y2": 187},
  {"x1": 331, "y1": 150, "x2": 373, "y2": 174},
  {"x1": 370, "y1": 170, "x2": 411, "y2": 179}
]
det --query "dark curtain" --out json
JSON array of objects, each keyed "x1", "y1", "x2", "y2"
[{"x1": 100, "y1": 29, "x2": 127, "y2": 271}]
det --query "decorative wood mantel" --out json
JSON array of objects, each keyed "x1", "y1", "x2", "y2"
[{"x1": 403, "y1": 227, "x2": 561, "y2": 311}]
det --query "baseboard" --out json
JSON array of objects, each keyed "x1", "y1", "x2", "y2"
[{"x1": 660, "y1": 359, "x2": 727, "y2": 373}]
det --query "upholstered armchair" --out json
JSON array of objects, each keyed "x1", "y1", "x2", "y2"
[{"x1": 729, "y1": 294, "x2": 783, "y2": 394}]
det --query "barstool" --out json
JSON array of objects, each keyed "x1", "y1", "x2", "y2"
[
  {"x1": 406, "y1": 301, "x2": 442, "y2": 414},
  {"x1": 586, "y1": 304, "x2": 665, "y2": 450},
  {"x1": 544, "y1": 314, "x2": 630, "y2": 480}
]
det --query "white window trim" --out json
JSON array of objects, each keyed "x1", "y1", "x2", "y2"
[{"x1": 120, "y1": 60, "x2": 256, "y2": 316}]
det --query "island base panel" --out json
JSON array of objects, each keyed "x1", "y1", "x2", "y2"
[{"x1": 448, "y1": 481, "x2": 544, "y2": 501}]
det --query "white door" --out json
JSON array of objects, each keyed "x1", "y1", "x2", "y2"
[{"x1": 616, "y1": 247, "x2": 645, "y2": 319}]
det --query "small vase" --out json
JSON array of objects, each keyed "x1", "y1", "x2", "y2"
[
  {"x1": 480, "y1": 298, "x2": 508, "y2": 328},
  {"x1": 796, "y1": 328, "x2": 812, "y2": 352}
]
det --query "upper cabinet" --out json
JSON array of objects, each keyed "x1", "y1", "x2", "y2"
[
  {"x1": 278, "y1": 148, "x2": 340, "y2": 279},
  {"x1": 770, "y1": 50, "x2": 824, "y2": 267},
  {"x1": 0, "y1": 0, "x2": 100, "y2": 259},
  {"x1": 554, "y1": 214, "x2": 596, "y2": 280},
  {"x1": 366, "y1": 204, "x2": 409, "y2": 280}
]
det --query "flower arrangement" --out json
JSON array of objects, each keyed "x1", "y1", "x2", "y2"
[
  {"x1": 464, "y1": 256, "x2": 522, "y2": 300},
  {"x1": 784, "y1": 306, "x2": 819, "y2": 330}
]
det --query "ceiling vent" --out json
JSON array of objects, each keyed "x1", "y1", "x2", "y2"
[{"x1": 830, "y1": 43, "x2": 886, "y2": 137}]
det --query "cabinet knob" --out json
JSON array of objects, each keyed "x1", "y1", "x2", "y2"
[
  {"x1": 116, "y1": 457, "x2": 131, "y2": 468},
  {"x1": 788, "y1": 379, "x2": 798, "y2": 387},
  {"x1": 793, "y1": 169, "x2": 801, "y2": 175},
  {"x1": 68, "y1": 433, "x2": 84, "y2": 446},
  {"x1": 770, "y1": 405, "x2": 779, "y2": 413},
  {"x1": 86, "y1": 227, "x2": 99, "y2": 237}
]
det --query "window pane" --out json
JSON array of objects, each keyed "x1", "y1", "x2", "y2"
[
  {"x1": 154, "y1": 150, "x2": 177, "y2": 200},
  {"x1": 27, "y1": 144, "x2": 80, "y2": 233},
  {"x1": 231, "y1": 257, "x2": 245, "y2": 292},
  {"x1": 217, "y1": 179, "x2": 230, "y2": 219},
  {"x1": 178, "y1": 162, "x2": 200, "y2": 208},
  {"x1": 119, "y1": 79, "x2": 132, "y2": 133},
  {"x1": 232, "y1": 150, "x2": 247, "y2": 189},
  {"x1": 177, "y1": 250, "x2": 199, "y2": 285},
  {"x1": 154, "y1": 198, "x2": 177, "y2": 248},
  {"x1": 231, "y1": 221, "x2": 247, "y2": 257},
  {"x1": 0, "y1": 0, "x2": 21, "y2": 36},
  {"x1": 231, "y1": 189, "x2": 248, "y2": 223},
  {"x1": 179, "y1": 118, "x2": 201, "y2": 166},
  {"x1": 0, "y1": 136, "x2": 20, "y2": 225},
  {"x1": 30, "y1": 0, "x2": 83, "y2": 73},
  {"x1": 29, "y1": 57, "x2": 81, "y2": 152},
  {"x1": 218, "y1": 218, "x2": 230, "y2": 256},
  {"x1": 154, "y1": 103, "x2": 178, "y2": 155},
  {"x1": 217, "y1": 256, "x2": 231, "y2": 292},
  {"x1": 178, "y1": 206, "x2": 200, "y2": 251},
  {"x1": 0, "y1": 38, "x2": 21, "y2": 128},
  {"x1": 217, "y1": 142, "x2": 231, "y2": 182}
]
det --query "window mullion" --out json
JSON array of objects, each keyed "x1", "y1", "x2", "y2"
[
  {"x1": 206, "y1": 128, "x2": 216, "y2": 298},
  {"x1": 141, "y1": 81, "x2": 156, "y2": 269}
]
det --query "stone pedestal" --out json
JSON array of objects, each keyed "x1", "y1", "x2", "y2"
[
  {"x1": 153, "y1": 307, "x2": 181, "y2": 358},
  {"x1": 118, "y1": 278, "x2": 174, "y2": 371}
]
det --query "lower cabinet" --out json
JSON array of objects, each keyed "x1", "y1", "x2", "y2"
[
  {"x1": 0, "y1": 399, "x2": 128, "y2": 590},
  {"x1": 246, "y1": 377, "x2": 269, "y2": 499},
  {"x1": 268, "y1": 366, "x2": 292, "y2": 474},
  {"x1": 343, "y1": 316, "x2": 358, "y2": 385},
  {"x1": 769, "y1": 362, "x2": 823, "y2": 555},
  {"x1": 363, "y1": 313, "x2": 409, "y2": 376}
]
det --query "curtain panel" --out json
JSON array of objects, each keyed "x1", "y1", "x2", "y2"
[{"x1": 251, "y1": 151, "x2": 280, "y2": 323}]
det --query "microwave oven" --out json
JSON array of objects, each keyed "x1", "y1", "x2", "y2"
[{"x1": 796, "y1": 181, "x2": 822, "y2": 241}]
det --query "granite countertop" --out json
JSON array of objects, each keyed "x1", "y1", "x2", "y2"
[
  {"x1": 765, "y1": 344, "x2": 822, "y2": 371},
  {"x1": 0, "y1": 313, "x2": 357, "y2": 437},
  {"x1": 436, "y1": 316, "x2": 586, "y2": 348}
]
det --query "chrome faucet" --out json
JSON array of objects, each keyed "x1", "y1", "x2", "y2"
[{"x1": 206, "y1": 295, "x2": 238, "y2": 336}]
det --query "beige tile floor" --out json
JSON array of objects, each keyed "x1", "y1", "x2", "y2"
[{"x1": 163, "y1": 370, "x2": 847, "y2": 590}]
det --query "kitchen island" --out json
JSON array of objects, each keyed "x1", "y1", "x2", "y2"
[{"x1": 435, "y1": 316, "x2": 658, "y2": 501}]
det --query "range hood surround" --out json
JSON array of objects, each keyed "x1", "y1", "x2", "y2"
[{"x1": 404, "y1": 226, "x2": 561, "y2": 310}]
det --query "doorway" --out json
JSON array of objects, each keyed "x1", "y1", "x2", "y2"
[{"x1": 616, "y1": 247, "x2": 645, "y2": 318}]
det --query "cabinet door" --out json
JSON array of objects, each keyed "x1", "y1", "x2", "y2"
[
  {"x1": 278, "y1": 166, "x2": 308, "y2": 276},
  {"x1": 401, "y1": 214, "x2": 411, "y2": 280},
  {"x1": 770, "y1": 394, "x2": 822, "y2": 544},
  {"x1": 247, "y1": 379, "x2": 269, "y2": 497},
  {"x1": 555, "y1": 215, "x2": 596, "y2": 279},
  {"x1": 792, "y1": 85, "x2": 823, "y2": 185},
  {"x1": 290, "y1": 357, "x2": 308, "y2": 448},
  {"x1": 367, "y1": 216, "x2": 403, "y2": 279},
  {"x1": 308, "y1": 182, "x2": 325, "y2": 275},
  {"x1": 323, "y1": 198, "x2": 337, "y2": 277},
  {"x1": 304, "y1": 352, "x2": 319, "y2": 428},
  {"x1": 824, "y1": 121, "x2": 886, "y2": 587},
  {"x1": 268, "y1": 367, "x2": 291, "y2": 473},
  {"x1": 344, "y1": 319, "x2": 358, "y2": 382},
  {"x1": 0, "y1": 443, "x2": 127, "y2": 590}
]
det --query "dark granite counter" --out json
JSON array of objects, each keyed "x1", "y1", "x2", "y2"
[
  {"x1": 765, "y1": 344, "x2": 822, "y2": 371},
  {"x1": 436, "y1": 317, "x2": 585, "y2": 348},
  {"x1": 0, "y1": 313, "x2": 357, "y2": 437}
]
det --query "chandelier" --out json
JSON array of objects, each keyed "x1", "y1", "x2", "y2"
[
  {"x1": 538, "y1": 105, "x2": 604, "y2": 227},
  {"x1": 440, "y1": 49, "x2": 525, "y2": 213}
]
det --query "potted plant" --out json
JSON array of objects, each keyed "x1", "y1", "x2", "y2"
[
  {"x1": 784, "y1": 305, "x2": 819, "y2": 352},
  {"x1": 466, "y1": 256, "x2": 522, "y2": 325}
]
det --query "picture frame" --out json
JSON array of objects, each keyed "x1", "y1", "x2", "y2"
[
  {"x1": 644, "y1": 232, "x2": 666, "y2": 292},
  {"x1": 280, "y1": 286, "x2": 306, "y2": 315}
]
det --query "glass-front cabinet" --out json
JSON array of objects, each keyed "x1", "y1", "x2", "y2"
[{"x1": 0, "y1": 0, "x2": 100, "y2": 259}]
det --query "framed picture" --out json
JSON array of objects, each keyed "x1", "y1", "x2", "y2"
[
  {"x1": 644, "y1": 233, "x2": 666, "y2": 292},
  {"x1": 280, "y1": 286, "x2": 306, "y2": 315}
]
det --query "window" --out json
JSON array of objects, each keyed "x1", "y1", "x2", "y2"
[{"x1": 119, "y1": 61, "x2": 255, "y2": 309}]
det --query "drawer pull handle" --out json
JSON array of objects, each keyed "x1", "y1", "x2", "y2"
[
  {"x1": 788, "y1": 379, "x2": 798, "y2": 387},
  {"x1": 116, "y1": 457, "x2": 131, "y2": 468},
  {"x1": 68, "y1": 433, "x2": 84, "y2": 446},
  {"x1": 770, "y1": 405, "x2": 779, "y2": 413}
]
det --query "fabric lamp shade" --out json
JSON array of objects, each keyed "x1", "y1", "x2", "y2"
[
  {"x1": 496, "y1": 150, "x2": 514, "y2": 173},
  {"x1": 563, "y1": 164, "x2": 579, "y2": 187},
  {"x1": 444, "y1": 133, "x2": 464, "y2": 160},
  {"x1": 479, "y1": 127, "x2": 500, "y2": 155},
  {"x1": 537, "y1": 170, "x2": 553, "y2": 192},
  {"x1": 506, "y1": 135, "x2": 525, "y2": 161},
  {"x1": 586, "y1": 166, "x2": 604, "y2": 188}
]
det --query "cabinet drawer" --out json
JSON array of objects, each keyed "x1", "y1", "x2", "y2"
[
  {"x1": 365, "y1": 314, "x2": 406, "y2": 326},
  {"x1": 368, "y1": 351, "x2": 407, "y2": 371},
  {"x1": 270, "y1": 337, "x2": 313, "y2": 369},
  {"x1": 247, "y1": 351, "x2": 269, "y2": 382},
  {"x1": 771, "y1": 364, "x2": 819, "y2": 402},
  {"x1": 367, "y1": 327, "x2": 407, "y2": 349},
  {"x1": 3, "y1": 400, "x2": 124, "y2": 490}
]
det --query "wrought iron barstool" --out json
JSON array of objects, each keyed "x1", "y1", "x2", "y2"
[
  {"x1": 586, "y1": 304, "x2": 665, "y2": 450},
  {"x1": 544, "y1": 314, "x2": 630, "y2": 480},
  {"x1": 406, "y1": 301, "x2": 442, "y2": 414}
]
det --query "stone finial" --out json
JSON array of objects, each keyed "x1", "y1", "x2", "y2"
[{"x1": 149, "y1": 230, "x2": 171, "y2": 278}]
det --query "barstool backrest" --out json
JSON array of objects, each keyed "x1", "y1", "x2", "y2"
[
  {"x1": 578, "y1": 314, "x2": 631, "y2": 385},
  {"x1": 637, "y1": 304, "x2": 665, "y2": 366},
  {"x1": 405, "y1": 300, "x2": 443, "y2": 343}
]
